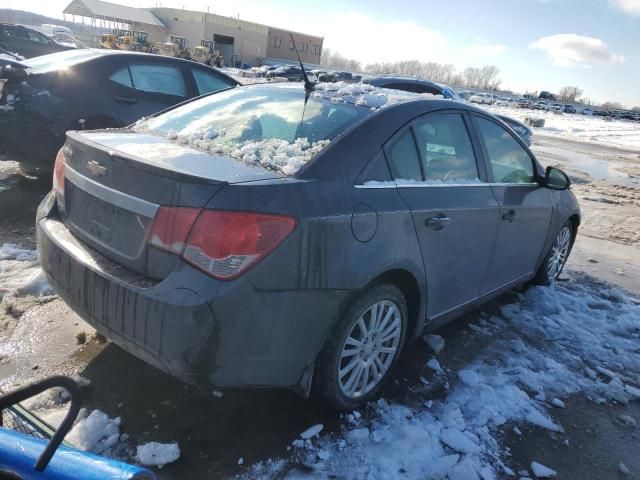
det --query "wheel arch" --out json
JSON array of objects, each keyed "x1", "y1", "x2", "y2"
[{"x1": 365, "y1": 268, "x2": 424, "y2": 342}]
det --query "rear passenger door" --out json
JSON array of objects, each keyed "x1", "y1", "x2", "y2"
[
  {"x1": 471, "y1": 114, "x2": 553, "y2": 292},
  {"x1": 105, "y1": 60, "x2": 189, "y2": 125},
  {"x1": 386, "y1": 111, "x2": 500, "y2": 319}
]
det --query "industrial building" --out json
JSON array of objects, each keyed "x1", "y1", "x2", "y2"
[{"x1": 61, "y1": 0, "x2": 324, "y2": 67}]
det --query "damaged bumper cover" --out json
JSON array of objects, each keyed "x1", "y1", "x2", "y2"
[{"x1": 36, "y1": 194, "x2": 348, "y2": 393}]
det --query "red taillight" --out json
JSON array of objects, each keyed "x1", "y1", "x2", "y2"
[
  {"x1": 148, "y1": 207, "x2": 201, "y2": 254},
  {"x1": 52, "y1": 148, "x2": 66, "y2": 210},
  {"x1": 148, "y1": 208, "x2": 297, "y2": 280}
]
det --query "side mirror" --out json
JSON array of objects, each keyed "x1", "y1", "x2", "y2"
[{"x1": 543, "y1": 166, "x2": 571, "y2": 190}]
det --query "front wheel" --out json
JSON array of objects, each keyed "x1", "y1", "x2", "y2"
[
  {"x1": 314, "y1": 283, "x2": 408, "y2": 410},
  {"x1": 535, "y1": 222, "x2": 573, "y2": 285}
]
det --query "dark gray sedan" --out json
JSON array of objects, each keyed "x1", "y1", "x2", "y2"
[{"x1": 37, "y1": 83, "x2": 580, "y2": 410}]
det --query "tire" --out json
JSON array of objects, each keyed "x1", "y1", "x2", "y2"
[
  {"x1": 535, "y1": 221, "x2": 573, "y2": 285},
  {"x1": 314, "y1": 283, "x2": 408, "y2": 410}
]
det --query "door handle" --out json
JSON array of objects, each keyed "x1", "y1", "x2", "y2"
[
  {"x1": 425, "y1": 214, "x2": 451, "y2": 231},
  {"x1": 112, "y1": 96, "x2": 138, "y2": 104},
  {"x1": 502, "y1": 210, "x2": 516, "y2": 223}
]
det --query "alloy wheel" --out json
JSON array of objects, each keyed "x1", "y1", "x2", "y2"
[
  {"x1": 547, "y1": 225, "x2": 571, "y2": 282},
  {"x1": 337, "y1": 300, "x2": 402, "y2": 398}
]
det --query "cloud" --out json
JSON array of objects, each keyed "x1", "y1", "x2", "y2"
[
  {"x1": 469, "y1": 40, "x2": 508, "y2": 56},
  {"x1": 611, "y1": 0, "x2": 640, "y2": 15},
  {"x1": 529, "y1": 34, "x2": 624, "y2": 67},
  {"x1": 321, "y1": 12, "x2": 447, "y2": 65}
]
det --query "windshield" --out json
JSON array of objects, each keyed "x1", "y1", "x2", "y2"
[
  {"x1": 23, "y1": 49, "x2": 103, "y2": 72},
  {"x1": 137, "y1": 85, "x2": 372, "y2": 175}
]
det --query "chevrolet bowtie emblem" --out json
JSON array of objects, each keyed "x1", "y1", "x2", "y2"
[{"x1": 87, "y1": 161, "x2": 107, "y2": 176}]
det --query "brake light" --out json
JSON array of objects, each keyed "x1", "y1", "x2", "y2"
[
  {"x1": 148, "y1": 208, "x2": 297, "y2": 280},
  {"x1": 52, "y1": 148, "x2": 66, "y2": 210}
]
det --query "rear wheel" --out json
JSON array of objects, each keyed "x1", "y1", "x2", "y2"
[
  {"x1": 535, "y1": 221, "x2": 573, "y2": 285},
  {"x1": 314, "y1": 283, "x2": 408, "y2": 410}
]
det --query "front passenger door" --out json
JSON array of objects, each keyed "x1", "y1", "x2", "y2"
[
  {"x1": 387, "y1": 112, "x2": 501, "y2": 319},
  {"x1": 472, "y1": 115, "x2": 553, "y2": 293}
]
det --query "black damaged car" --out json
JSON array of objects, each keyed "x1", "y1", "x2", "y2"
[{"x1": 0, "y1": 49, "x2": 238, "y2": 171}]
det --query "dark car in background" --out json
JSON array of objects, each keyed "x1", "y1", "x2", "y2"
[
  {"x1": 0, "y1": 23, "x2": 75, "y2": 59},
  {"x1": 37, "y1": 82, "x2": 579, "y2": 410},
  {"x1": 363, "y1": 76, "x2": 533, "y2": 146},
  {"x1": 0, "y1": 49, "x2": 238, "y2": 170},
  {"x1": 266, "y1": 65, "x2": 305, "y2": 81}
]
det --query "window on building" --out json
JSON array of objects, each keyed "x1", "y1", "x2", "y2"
[
  {"x1": 301, "y1": 42, "x2": 309, "y2": 52},
  {"x1": 289, "y1": 41, "x2": 294, "y2": 51},
  {"x1": 313, "y1": 45, "x2": 321, "y2": 55},
  {"x1": 272, "y1": 36, "x2": 281, "y2": 48}
]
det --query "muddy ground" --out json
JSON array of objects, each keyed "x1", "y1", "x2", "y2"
[{"x1": 0, "y1": 134, "x2": 639, "y2": 479}]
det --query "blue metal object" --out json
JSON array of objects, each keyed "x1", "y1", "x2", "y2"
[
  {"x1": 0, "y1": 376, "x2": 156, "y2": 480},
  {"x1": 0, "y1": 428, "x2": 155, "y2": 479}
]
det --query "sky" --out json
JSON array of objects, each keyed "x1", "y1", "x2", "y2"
[{"x1": 4, "y1": 0, "x2": 640, "y2": 106}]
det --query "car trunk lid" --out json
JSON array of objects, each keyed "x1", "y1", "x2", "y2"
[{"x1": 60, "y1": 130, "x2": 281, "y2": 278}]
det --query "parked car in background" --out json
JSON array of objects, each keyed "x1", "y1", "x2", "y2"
[
  {"x1": 316, "y1": 71, "x2": 339, "y2": 82},
  {"x1": 549, "y1": 103, "x2": 563, "y2": 112},
  {"x1": 563, "y1": 104, "x2": 576, "y2": 114},
  {"x1": 0, "y1": 49, "x2": 238, "y2": 170},
  {"x1": 469, "y1": 93, "x2": 494, "y2": 105},
  {"x1": 266, "y1": 65, "x2": 317, "y2": 82},
  {"x1": 362, "y1": 77, "x2": 532, "y2": 145},
  {"x1": 37, "y1": 82, "x2": 579, "y2": 410},
  {"x1": 533, "y1": 101, "x2": 549, "y2": 111},
  {"x1": 516, "y1": 98, "x2": 531, "y2": 108},
  {"x1": 493, "y1": 97, "x2": 514, "y2": 106},
  {"x1": 579, "y1": 108, "x2": 593, "y2": 115},
  {"x1": 0, "y1": 23, "x2": 76, "y2": 59}
]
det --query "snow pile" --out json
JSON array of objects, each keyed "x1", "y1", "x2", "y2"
[
  {"x1": 0, "y1": 243, "x2": 51, "y2": 297},
  {"x1": 136, "y1": 442, "x2": 180, "y2": 468},
  {"x1": 484, "y1": 105, "x2": 640, "y2": 151},
  {"x1": 244, "y1": 274, "x2": 640, "y2": 479},
  {"x1": 0, "y1": 243, "x2": 53, "y2": 335},
  {"x1": 314, "y1": 81, "x2": 412, "y2": 109},
  {"x1": 66, "y1": 409, "x2": 128, "y2": 457}
]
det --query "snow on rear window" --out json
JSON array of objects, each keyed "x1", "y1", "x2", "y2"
[{"x1": 136, "y1": 85, "x2": 372, "y2": 175}]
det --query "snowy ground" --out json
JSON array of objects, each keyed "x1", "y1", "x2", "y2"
[
  {"x1": 483, "y1": 104, "x2": 640, "y2": 151},
  {"x1": 0, "y1": 135, "x2": 639, "y2": 478}
]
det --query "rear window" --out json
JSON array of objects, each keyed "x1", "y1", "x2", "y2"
[
  {"x1": 136, "y1": 85, "x2": 371, "y2": 175},
  {"x1": 23, "y1": 49, "x2": 104, "y2": 72}
]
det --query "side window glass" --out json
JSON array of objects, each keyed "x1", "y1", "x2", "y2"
[
  {"x1": 475, "y1": 116, "x2": 535, "y2": 183},
  {"x1": 28, "y1": 31, "x2": 49, "y2": 43},
  {"x1": 386, "y1": 129, "x2": 422, "y2": 181},
  {"x1": 359, "y1": 151, "x2": 392, "y2": 184},
  {"x1": 129, "y1": 64, "x2": 187, "y2": 97},
  {"x1": 192, "y1": 69, "x2": 234, "y2": 95},
  {"x1": 109, "y1": 66, "x2": 133, "y2": 88},
  {"x1": 413, "y1": 113, "x2": 480, "y2": 183}
]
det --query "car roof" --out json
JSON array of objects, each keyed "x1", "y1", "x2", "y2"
[
  {"x1": 362, "y1": 76, "x2": 442, "y2": 89},
  {"x1": 19, "y1": 48, "x2": 238, "y2": 82}
]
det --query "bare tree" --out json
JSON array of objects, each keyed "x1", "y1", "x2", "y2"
[
  {"x1": 365, "y1": 60, "x2": 502, "y2": 90},
  {"x1": 320, "y1": 48, "x2": 362, "y2": 71},
  {"x1": 558, "y1": 86, "x2": 583, "y2": 103},
  {"x1": 600, "y1": 101, "x2": 623, "y2": 111}
]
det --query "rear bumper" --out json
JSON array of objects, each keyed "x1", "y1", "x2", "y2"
[{"x1": 36, "y1": 194, "x2": 348, "y2": 390}]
